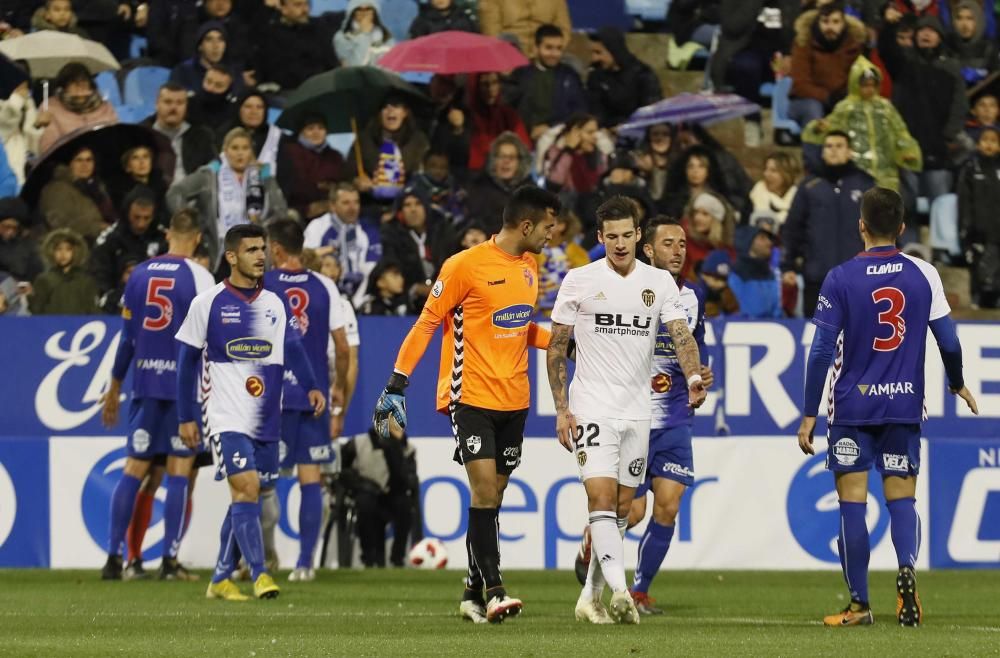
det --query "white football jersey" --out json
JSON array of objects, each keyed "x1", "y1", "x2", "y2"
[{"x1": 551, "y1": 259, "x2": 687, "y2": 421}]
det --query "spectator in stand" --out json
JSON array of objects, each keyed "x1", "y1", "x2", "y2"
[
  {"x1": 334, "y1": 0, "x2": 395, "y2": 67},
  {"x1": 425, "y1": 74, "x2": 470, "y2": 175},
  {"x1": 39, "y1": 145, "x2": 116, "y2": 240},
  {"x1": 535, "y1": 210, "x2": 588, "y2": 315},
  {"x1": 586, "y1": 27, "x2": 663, "y2": 129},
  {"x1": 781, "y1": 130, "x2": 873, "y2": 316},
  {"x1": 303, "y1": 182, "x2": 381, "y2": 307},
  {"x1": 30, "y1": 0, "x2": 87, "y2": 35},
  {"x1": 38, "y1": 63, "x2": 119, "y2": 156},
  {"x1": 803, "y1": 57, "x2": 921, "y2": 191},
  {"x1": 681, "y1": 191, "x2": 736, "y2": 280},
  {"x1": 29, "y1": 227, "x2": 99, "y2": 315},
  {"x1": 108, "y1": 146, "x2": 169, "y2": 227},
  {"x1": 663, "y1": 145, "x2": 730, "y2": 221},
  {"x1": 410, "y1": 150, "x2": 466, "y2": 225},
  {"x1": 73, "y1": 0, "x2": 143, "y2": 61},
  {"x1": 378, "y1": 185, "x2": 457, "y2": 309},
  {"x1": 673, "y1": 124, "x2": 753, "y2": 217},
  {"x1": 0, "y1": 197, "x2": 43, "y2": 284},
  {"x1": 185, "y1": 65, "x2": 239, "y2": 138},
  {"x1": 177, "y1": 0, "x2": 254, "y2": 79},
  {"x1": 146, "y1": 0, "x2": 199, "y2": 66},
  {"x1": 729, "y1": 216, "x2": 783, "y2": 318},
  {"x1": 90, "y1": 186, "x2": 166, "y2": 298},
  {"x1": 1, "y1": 80, "x2": 47, "y2": 187},
  {"x1": 666, "y1": 0, "x2": 722, "y2": 69},
  {"x1": 165, "y1": 127, "x2": 287, "y2": 270},
  {"x1": 0, "y1": 143, "x2": 14, "y2": 197},
  {"x1": 479, "y1": 0, "x2": 570, "y2": 59},
  {"x1": 694, "y1": 248, "x2": 740, "y2": 318},
  {"x1": 169, "y1": 21, "x2": 244, "y2": 95},
  {"x1": 958, "y1": 126, "x2": 1000, "y2": 308},
  {"x1": 542, "y1": 113, "x2": 606, "y2": 198},
  {"x1": 749, "y1": 152, "x2": 800, "y2": 225},
  {"x1": 709, "y1": 0, "x2": 799, "y2": 146},
  {"x1": 277, "y1": 113, "x2": 347, "y2": 221},
  {"x1": 409, "y1": 0, "x2": 477, "y2": 38},
  {"x1": 253, "y1": 0, "x2": 338, "y2": 93},
  {"x1": 226, "y1": 90, "x2": 282, "y2": 174},
  {"x1": 459, "y1": 222, "x2": 487, "y2": 249},
  {"x1": 464, "y1": 72, "x2": 530, "y2": 173},
  {"x1": 579, "y1": 150, "x2": 655, "y2": 241},
  {"x1": 507, "y1": 24, "x2": 587, "y2": 142},
  {"x1": 947, "y1": 0, "x2": 997, "y2": 86},
  {"x1": 358, "y1": 260, "x2": 409, "y2": 315},
  {"x1": 141, "y1": 82, "x2": 217, "y2": 183},
  {"x1": 966, "y1": 88, "x2": 1000, "y2": 142},
  {"x1": 788, "y1": 2, "x2": 866, "y2": 128},
  {"x1": 633, "y1": 123, "x2": 675, "y2": 212},
  {"x1": 880, "y1": 12, "x2": 969, "y2": 214},
  {"x1": 465, "y1": 131, "x2": 532, "y2": 233},
  {"x1": 352, "y1": 93, "x2": 430, "y2": 203}
]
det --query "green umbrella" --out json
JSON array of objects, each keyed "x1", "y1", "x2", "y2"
[{"x1": 276, "y1": 66, "x2": 428, "y2": 134}]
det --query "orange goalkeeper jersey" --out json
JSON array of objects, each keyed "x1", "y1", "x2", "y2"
[{"x1": 395, "y1": 238, "x2": 550, "y2": 413}]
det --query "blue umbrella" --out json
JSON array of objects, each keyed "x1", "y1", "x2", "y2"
[{"x1": 617, "y1": 93, "x2": 761, "y2": 138}]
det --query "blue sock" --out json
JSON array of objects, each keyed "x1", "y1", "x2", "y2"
[
  {"x1": 839, "y1": 501, "x2": 870, "y2": 605},
  {"x1": 632, "y1": 521, "x2": 674, "y2": 594},
  {"x1": 212, "y1": 507, "x2": 235, "y2": 584},
  {"x1": 162, "y1": 475, "x2": 189, "y2": 559},
  {"x1": 232, "y1": 501, "x2": 267, "y2": 580},
  {"x1": 887, "y1": 497, "x2": 920, "y2": 569},
  {"x1": 107, "y1": 474, "x2": 142, "y2": 556},
  {"x1": 297, "y1": 483, "x2": 323, "y2": 569}
]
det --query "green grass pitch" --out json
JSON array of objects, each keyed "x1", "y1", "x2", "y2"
[{"x1": 2, "y1": 569, "x2": 998, "y2": 656}]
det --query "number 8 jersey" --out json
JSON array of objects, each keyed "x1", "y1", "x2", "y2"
[{"x1": 812, "y1": 246, "x2": 951, "y2": 426}]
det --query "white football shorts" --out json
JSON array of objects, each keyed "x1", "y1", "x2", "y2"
[{"x1": 570, "y1": 414, "x2": 651, "y2": 488}]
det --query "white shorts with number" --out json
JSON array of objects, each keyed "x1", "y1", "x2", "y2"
[{"x1": 571, "y1": 415, "x2": 651, "y2": 488}]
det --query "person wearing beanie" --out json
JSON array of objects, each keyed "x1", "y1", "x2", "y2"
[
  {"x1": 681, "y1": 191, "x2": 735, "y2": 280},
  {"x1": 0, "y1": 196, "x2": 43, "y2": 283},
  {"x1": 729, "y1": 214, "x2": 783, "y2": 319},
  {"x1": 169, "y1": 21, "x2": 245, "y2": 95},
  {"x1": 694, "y1": 248, "x2": 740, "y2": 318}
]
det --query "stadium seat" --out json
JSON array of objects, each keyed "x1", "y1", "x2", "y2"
[
  {"x1": 123, "y1": 66, "x2": 170, "y2": 109},
  {"x1": 626, "y1": 0, "x2": 670, "y2": 22},
  {"x1": 311, "y1": 0, "x2": 347, "y2": 16},
  {"x1": 267, "y1": 107, "x2": 282, "y2": 126},
  {"x1": 129, "y1": 35, "x2": 148, "y2": 60},
  {"x1": 95, "y1": 71, "x2": 122, "y2": 107},
  {"x1": 568, "y1": 0, "x2": 632, "y2": 31},
  {"x1": 770, "y1": 76, "x2": 801, "y2": 136}
]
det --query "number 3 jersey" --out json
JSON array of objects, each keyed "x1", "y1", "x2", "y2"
[
  {"x1": 813, "y1": 247, "x2": 950, "y2": 426},
  {"x1": 551, "y1": 259, "x2": 687, "y2": 421},
  {"x1": 175, "y1": 282, "x2": 299, "y2": 441},
  {"x1": 650, "y1": 283, "x2": 705, "y2": 430},
  {"x1": 121, "y1": 254, "x2": 215, "y2": 400}
]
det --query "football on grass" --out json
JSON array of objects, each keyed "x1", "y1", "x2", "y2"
[{"x1": 408, "y1": 538, "x2": 448, "y2": 569}]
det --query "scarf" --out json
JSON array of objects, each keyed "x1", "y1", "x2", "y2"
[
  {"x1": 256, "y1": 124, "x2": 282, "y2": 173},
  {"x1": 216, "y1": 155, "x2": 266, "y2": 240},
  {"x1": 60, "y1": 91, "x2": 102, "y2": 114},
  {"x1": 373, "y1": 138, "x2": 405, "y2": 200},
  {"x1": 297, "y1": 134, "x2": 326, "y2": 153}
]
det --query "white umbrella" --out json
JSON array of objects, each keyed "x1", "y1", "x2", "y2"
[{"x1": 0, "y1": 30, "x2": 120, "y2": 79}]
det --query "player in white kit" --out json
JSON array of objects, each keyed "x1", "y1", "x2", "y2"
[{"x1": 547, "y1": 197, "x2": 706, "y2": 625}]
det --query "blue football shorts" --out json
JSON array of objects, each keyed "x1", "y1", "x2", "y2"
[
  {"x1": 826, "y1": 423, "x2": 921, "y2": 477},
  {"x1": 126, "y1": 397, "x2": 196, "y2": 459},
  {"x1": 635, "y1": 424, "x2": 695, "y2": 497},
  {"x1": 213, "y1": 431, "x2": 279, "y2": 486},
  {"x1": 280, "y1": 409, "x2": 333, "y2": 469}
]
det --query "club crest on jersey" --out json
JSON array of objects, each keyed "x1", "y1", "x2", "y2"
[
  {"x1": 232, "y1": 451, "x2": 247, "y2": 469},
  {"x1": 577, "y1": 450, "x2": 587, "y2": 467},
  {"x1": 641, "y1": 288, "x2": 655, "y2": 307},
  {"x1": 832, "y1": 438, "x2": 860, "y2": 466},
  {"x1": 651, "y1": 372, "x2": 672, "y2": 393},
  {"x1": 265, "y1": 309, "x2": 278, "y2": 326},
  {"x1": 466, "y1": 435, "x2": 482, "y2": 454},
  {"x1": 523, "y1": 268, "x2": 534, "y2": 288},
  {"x1": 629, "y1": 457, "x2": 646, "y2": 476},
  {"x1": 245, "y1": 375, "x2": 265, "y2": 397}
]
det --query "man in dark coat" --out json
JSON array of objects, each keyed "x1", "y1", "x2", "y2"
[
  {"x1": 0, "y1": 197, "x2": 43, "y2": 283},
  {"x1": 465, "y1": 131, "x2": 533, "y2": 234},
  {"x1": 90, "y1": 187, "x2": 166, "y2": 297},
  {"x1": 408, "y1": 0, "x2": 477, "y2": 37},
  {"x1": 253, "y1": 0, "x2": 339, "y2": 92},
  {"x1": 586, "y1": 27, "x2": 662, "y2": 128},
  {"x1": 781, "y1": 130, "x2": 875, "y2": 316},
  {"x1": 142, "y1": 82, "x2": 218, "y2": 183}
]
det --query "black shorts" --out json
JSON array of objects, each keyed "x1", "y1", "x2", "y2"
[
  {"x1": 451, "y1": 403, "x2": 528, "y2": 475},
  {"x1": 151, "y1": 450, "x2": 214, "y2": 468}
]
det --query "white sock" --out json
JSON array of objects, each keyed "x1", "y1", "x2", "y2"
[
  {"x1": 617, "y1": 517, "x2": 628, "y2": 539},
  {"x1": 581, "y1": 533, "x2": 606, "y2": 602},
  {"x1": 589, "y1": 511, "x2": 627, "y2": 593}
]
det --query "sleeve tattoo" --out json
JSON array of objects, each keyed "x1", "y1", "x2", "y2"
[
  {"x1": 546, "y1": 322, "x2": 573, "y2": 412},
  {"x1": 666, "y1": 319, "x2": 701, "y2": 382}
]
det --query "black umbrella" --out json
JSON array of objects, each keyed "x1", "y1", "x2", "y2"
[
  {"x1": 20, "y1": 123, "x2": 173, "y2": 210},
  {"x1": 276, "y1": 66, "x2": 428, "y2": 134}
]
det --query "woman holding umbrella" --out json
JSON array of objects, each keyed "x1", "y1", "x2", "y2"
[
  {"x1": 38, "y1": 62, "x2": 118, "y2": 155},
  {"x1": 352, "y1": 91, "x2": 429, "y2": 205},
  {"x1": 38, "y1": 143, "x2": 116, "y2": 240},
  {"x1": 108, "y1": 145, "x2": 169, "y2": 228}
]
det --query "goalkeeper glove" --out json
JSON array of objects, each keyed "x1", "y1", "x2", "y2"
[{"x1": 373, "y1": 371, "x2": 408, "y2": 439}]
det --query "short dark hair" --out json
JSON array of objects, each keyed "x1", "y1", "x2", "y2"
[
  {"x1": 224, "y1": 223, "x2": 266, "y2": 253},
  {"x1": 423, "y1": 149, "x2": 448, "y2": 164},
  {"x1": 643, "y1": 214, "x2": 682, "y2": 246},
  {"x1": 596, "y1": 196, "x2": 641, "y2": 231},
  {"x1": 861, "y1": 187, "x2": 904, "y2": 239},
  {"x1": 55, "y1": 62, "x2": 94, "y2": 91},
  {"x1": 502, "y1": 186, "x2": 561, "y2": 227},
  {"x1": 159, "y1": 81, "x2": 188, "y2": 95},
  {"x1": 266, "y1": 218, "x2": 304, "y2": 255},
  {"x1": 535, "y1": 23, "x2": 563, "y2": 45},
  {"x1": 824, "y1": 129, "x2": 851, "y2": 146},
  {"x1": 206, "y1": 63, "x2": 233, "y2": 78},
  {"x1": 169, "y1": 208, "x2": 200, "y2": 234},
  {"x1": 818, "y1": 1, "x2": 845, "y2": 18}
]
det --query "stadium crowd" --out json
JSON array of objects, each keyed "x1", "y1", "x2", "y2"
[{"x1": 2, "y1": 0, "x2": 1000, "y2": 320}]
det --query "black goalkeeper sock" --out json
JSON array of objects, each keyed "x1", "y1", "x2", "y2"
[
  {"x1": 464, "y1": 527, "x2": 485, "y2": 594},
  {"x1": 468, "y1": 506, "x2": 502, "y2": 591}
]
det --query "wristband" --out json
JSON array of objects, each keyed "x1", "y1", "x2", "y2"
[
  {"x1": 687, "y1": 374, "x2": 703, "y2": 387},
  {"x1": 386, "y1": 371, "x2": 409, "y2": 393}
]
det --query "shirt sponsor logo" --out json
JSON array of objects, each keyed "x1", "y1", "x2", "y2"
[
  {"x1": 147, "y1": 262, "x2": 180, "y2": 271},
  {"x1": 857, "y1": 381, "x2": 914, "y2": 398},
  {"x1": 882, "y1": 453, "x2": 909, "y2": 471},
  {"x1": 488, "y1": 279, "x2": 506, "y2": 286},
  {"x1": 641, "y1": 288, "x2": 655, "y2": 308},
  {"x1": 651, "y1": 372, "x2": 672, "y2": 393},
  {"x1": 226, "y1": 338, "x2": 273, "y2": 360},
  {"x1": 492, "y1": 304, "x2": 533, "y2": 330},
  {"x1": 867, "y1": 263, "x2": 903, "y2": 275},
  {"x1": 136, "y1": 358, "x2": 176, "y2": 374},
  {"x1": 595, "y1": 313, "x2": 652, "y2": 336},
  {"x1": 832, "y1": 437, "x2": 861, "y2": 466},
  {"x1": 245, "y1": 375, "x2": 265, "y2": 397}
]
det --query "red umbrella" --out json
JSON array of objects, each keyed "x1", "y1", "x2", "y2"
[{"x1": 379, "y1": 31, "x2": 529, "y2": 75}]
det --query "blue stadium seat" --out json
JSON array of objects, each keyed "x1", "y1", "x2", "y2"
[
  {"x1": 770, "y1": 76, "x2": 801, "y2": 135},
  {"x1": 568, "y1": 0, "x2": 632, "y2": 31},
  {"x1": 95, "y1": 71, "x2": 122, "y2": 107},
  {"x1": 129, "y1": 35, "x2": 148, "y2": 59},
  {"x1": 123, "y1": 66, "x2": 170, "y2": 109},
  {"x1": 626, "y1": 0, "x2": 670, "y2": 22},
  {"x1": 267, "y1": 107, "x2": 282, "y2": 126},
  {"x1": 311, "y1": 0, "x2": 347, "y2": 15}
]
